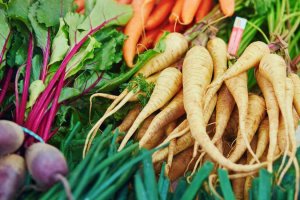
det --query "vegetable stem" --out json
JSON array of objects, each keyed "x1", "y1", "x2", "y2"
[
  {"x1": 16, "y1": 33, "x2": 33, "y2": 125},
  {"x1": 0, "y1": 68, "x2": 13, "y2": 105},
  {"x1": 26, "y1": 16, "x2": 118, "y2": 136},
  {"x1": 0, "y1": 30, "x2": 11, "y2": 64},
  {"x1": 40, "y1": 29, "x2": 51, "y2": 82}
]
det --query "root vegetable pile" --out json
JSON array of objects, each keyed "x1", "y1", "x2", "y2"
[{"x1": 88, "y1": 33, "x2": 300, "y2": 199}]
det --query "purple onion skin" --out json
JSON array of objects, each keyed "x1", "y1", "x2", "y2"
[
  {"x1": 0, "y1": 154, "x2": 26, "y2": 200},
  {"x1": 26, "y1": 143, "x2": 68, "y2": 188},
  {"x1": 0, "y1": 120, "x2": 24, "y2": 157}
]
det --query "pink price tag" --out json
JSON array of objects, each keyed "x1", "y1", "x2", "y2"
[{"x1": 228, "y1": 17, "x2": 247, "y2": 56}]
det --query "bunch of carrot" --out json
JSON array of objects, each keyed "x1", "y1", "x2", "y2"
[
  {"x1": 120, "y1": 0, "x2": 235, "y2": 67},
  {"x1": 86, "y1": 31, "x2": 300, "y2": 199}
]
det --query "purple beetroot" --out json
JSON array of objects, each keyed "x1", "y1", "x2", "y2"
[
  {"x1": 25, "y1": 143, "x2": 73, "y2": 199},
  {"x1": 0, "y1": 154, "x2": 26, "y2": 200},
  {"x1": 0, "y1": 120, "x2": 24, "y2": 156}
]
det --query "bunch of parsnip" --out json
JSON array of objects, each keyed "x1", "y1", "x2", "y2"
[{"x1": 86, "y1": 32, "x2": 300, "y2": 199}]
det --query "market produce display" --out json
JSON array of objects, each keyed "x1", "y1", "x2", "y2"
[{"x1": 0, "y1": 0, "x2": 299, "y2": 199}]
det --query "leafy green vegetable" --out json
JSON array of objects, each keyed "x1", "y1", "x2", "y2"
[
  {"x1": 30, "y1": 54, "x2": 42, "y2": 81},
  {"x1": 26, "y1": 80, "x2": 45, "y2": 109},
  {"x1": 28, "y1": 2, "x2": 48, "y2": 50},
  {"x1": 58, "y1": 87, "x2": 81, "y2": 103},
  {"x1": 7, "y1": 0, "x2": 31, "y2": 28},
  {"x1": 78, "y1": 0, "x2": 132, "y2": 31},
  {"x1": 98, "y1": 35, "x2": 167, "y2": 92},
  {"x1": 0, "y1": 8, "x2": 10, "y2": 60},
  {"x1": 48, "y1": 18, "x2": 69, "y2": 65},
  {"x1": 36, "y1": 0, "x2": 73, "y2": 27},
  {"x1": 64, "y1": 12, "x2": 85, "y2": 47},
  {"x1": 66, "y1": 37, "x2": 101, "y2": 78},
  {"x1": 6, "y1": 32, "x2": 28, "y2": 67},
  {"x1": 84, "y1": 27, "x2": 125, "y2": 71}
]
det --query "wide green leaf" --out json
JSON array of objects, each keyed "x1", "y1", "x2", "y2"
[
  {"x1": 48, "y1": 18, "x2": 70, "y2": 65},
  {"x1": 36, "y1": 0, "x2": 73, "y2": 27},
  {"x1": 28, "y1": 2, "x2": 48, "y2": 50},
  {"x1": 66, "y1": 37, "x2": 101, "y2": 78},
  {"x1": 7, "y1": 0, "x2": 31, "y2": 28},
  {"x1": 78, "y1": 0, "x2": 132, "y2": 31}
]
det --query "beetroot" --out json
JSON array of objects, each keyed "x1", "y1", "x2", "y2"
[
  {"x1": 25, "y1": 143, "x2": 68, "y2": 188},
  {"x1": 0, "y1": 120, "x2": 24, "y2": 156},
  {"x1": 0, "y1": 154, "x2": 26, "y2": 200}
]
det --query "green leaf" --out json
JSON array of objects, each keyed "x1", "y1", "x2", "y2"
[
  {"x1": 98, "y1": 47, "x2": 163, "y2": 92},
  {"x1": 58, "y1": 87, "x2": 81, "y2": 103},
  {"x1": 64, "y1": 12, "x2": 85, "y2": 47},
  {"x1": 31, "y1": 54, "x2": 42, "y2": 82},
  {"x1": 218, "y1": 169, "x2": 235, "y2": 200},
  {"x1": 74, "y1": 70, "x2": 99, "y2": 92},
  {"x1": 28, "y1": 2, "x2": 48, "y2": 50},
  {"x1": 249, "y1": 0, "x2": 275, "y2": 15},
  {"x1": 48, "y1": 18, "x2": 70, "y2": 65},
  {"x1": 26, "y1": 80, "x2": 45, "y2": 109},
  {"x1": 6, "y1": 32, "x2": 28, "y2": 67},
  {"x1": 181, "y1": 162, "x2": 214, "y2": 200},
  {"x1": 84, "y1": 0, "x2": 96, "y2": 15},
  {"x1": 66, "y1": 37, "x2": 101, "y2": 78},
  {"x1": 0, "y1": 8, "x2": 11, "y2": 64},
  {"x1": 84, "y1": 27, "x2": 125, "y2": 71},
  {"x1": 36, "y1": 0, "x2": 73, "y2": 27},
  {"x1": 7, "y1": 0, "x2": 30, "y2": 28},
  {"x1": 78, "y1": 0, "x2": 132, "y2": 31}
]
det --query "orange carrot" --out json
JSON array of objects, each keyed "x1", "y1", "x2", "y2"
[
  {"x1": 75, "y1": 0, "x2": 85, "y2": 12},
  {"x1": 195, "y1": 0, "x2": 214, "y2": 22},
  {"x1": 154, "y1": 23, "x2": 184, "y2": 45},
  {"x1": 137, "y1": 28, "x2": 161, "y2": 54},
  {"x1": 123, "y1": 0, "x2": 155, "y2": 67},
  {"x1": 145, "y1": 0, "x2": 175, "y2": 31},
  {"x1": 118, "y1": 0, "x2": 132, "y2": 4},
  {"x1": 169, "y1": 0, "x2": 184, "y2": 23},
  {"x1": 181, "y1": 0, "x2": 203, "y2": 24},
  {"x1": 219, "y1": 0, "x2": 235, "y2": 16}
]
